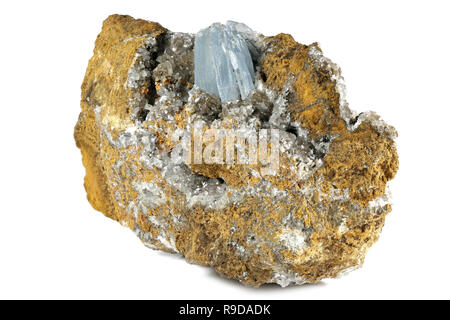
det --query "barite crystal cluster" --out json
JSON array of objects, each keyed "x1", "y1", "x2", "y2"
[
  {"x1": 194, "y1": 21, "x2": 256, "y2": 102},
  {"x1": 75, "y1": 15, "x2": 399, "y2": 287}
]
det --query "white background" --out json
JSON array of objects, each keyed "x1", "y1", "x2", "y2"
[{"x1": 1, "y1": 0, "x2": 449, "y2": 299}]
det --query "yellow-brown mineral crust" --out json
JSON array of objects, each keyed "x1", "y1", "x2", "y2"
[{"x1": 75, "y1": 15, "x2": 398, "y2": 287}]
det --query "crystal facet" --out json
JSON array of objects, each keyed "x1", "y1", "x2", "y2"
[{"x1": 194, "y1": 22, "x2": 256, "y2": 102}]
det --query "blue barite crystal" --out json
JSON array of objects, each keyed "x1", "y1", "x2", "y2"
[{"x1": 194, "y1": 21, "x2": 256, "y2": 102}]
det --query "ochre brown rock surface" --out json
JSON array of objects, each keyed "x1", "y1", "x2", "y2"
[{"x1": 75, "y1": 15, "x2": 398, "y2": 287}]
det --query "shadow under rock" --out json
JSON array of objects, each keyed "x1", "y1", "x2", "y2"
[
  {"x1": 205, "y1": 268, "x2": 327, "y2": 291},
  {"x1": 153, "y1": 248, "x2": 327, "y2": 291}
]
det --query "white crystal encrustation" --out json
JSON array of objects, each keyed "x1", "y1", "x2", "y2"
[{"x1": 194, "y1": 21, "x2": 256, "y2": 102}]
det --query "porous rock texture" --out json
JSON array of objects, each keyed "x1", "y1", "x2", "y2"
[{"x1": 74, "y1": 15, "x2": 399, "y2": 287}]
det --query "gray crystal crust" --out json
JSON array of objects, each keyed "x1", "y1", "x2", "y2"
[{"x1": 194, "y1": 21, "x2": 256, "y2": 102}]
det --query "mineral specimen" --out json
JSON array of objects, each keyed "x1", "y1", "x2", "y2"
[{"x1": 75, "y1": 15, "x2": 399, "y2": 287}]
